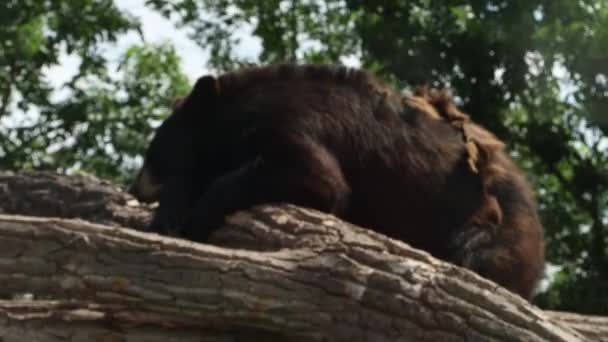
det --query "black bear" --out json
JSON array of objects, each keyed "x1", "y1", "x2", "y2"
[{"x1": 129, "y1": 64, "x2": 545, "y2": 300}]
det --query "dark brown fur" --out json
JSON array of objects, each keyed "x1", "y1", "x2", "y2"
[
  {"x1": 404, "y1": 87, "x2": 545, "y2": 298},
  {"x1": 130, "y1": 64, "x2": 545, "y2": 300}
]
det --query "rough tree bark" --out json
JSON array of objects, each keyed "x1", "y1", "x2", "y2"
[{"x1": 0, "y1": 171, "x2": 606, "y2": 342}]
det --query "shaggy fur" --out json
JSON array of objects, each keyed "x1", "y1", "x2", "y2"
[{"x1": 130, "y1": 64, "x2": 545, "y2": 300}]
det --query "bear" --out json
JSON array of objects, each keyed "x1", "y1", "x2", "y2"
[{"x1": 129, "y1": 64, "x2": 545, "y2": 300}]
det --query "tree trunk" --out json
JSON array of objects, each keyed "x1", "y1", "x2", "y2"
[{"x1": 0, "y1": 171, "x2": 605, "y2": 342}]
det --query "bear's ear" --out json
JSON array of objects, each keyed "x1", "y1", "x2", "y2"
[
  {"x1": 171, "y1": 97, "x2": 185, "y2": 110},
  {"x1": 188, "y1": 75, "x2": 221, "y2": 105}
]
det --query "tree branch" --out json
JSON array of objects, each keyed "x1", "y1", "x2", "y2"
[
  {"x1": 0, "y1": 60, "x2": 20, "y2": 119},
  {"x1": 545, "y1": 311, "x2": 608, "y2": 342},
  {"x1": 0, "y1": 171, "x2": 604, "y2": 341},
  {"x1": 0, "y1": 170, "x2": 153, "y2": 229},
  {"x1": 0, "y1": 209, "x2": 589, "y2": 341},
  {"x1": 0, "y1": 300, "x2": 235, "y2": 342}
]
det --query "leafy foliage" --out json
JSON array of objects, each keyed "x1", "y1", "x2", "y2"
[
  {"x1": 0, "y1": 1, "x2": 190, "y2": 184},
  {"x1": 0, "y1": 0, "x2": 138, "y2": 118},
  {"x1": 42, "y1": 43, "x2": 190, "y2": 183}
]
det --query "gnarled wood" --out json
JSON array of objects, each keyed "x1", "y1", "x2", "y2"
[
  {"x1": 0, "y1": 208, "x2": 588, "y2": 342},
  {"x1": 545, "y1": 311, "x2": 608, "y2": 342},
  {"x1": 0, "y1": 171, "x2": 604, "y2": 341},
  {"x1": 0, "y1": 171, "x2": 153, "y2": 229},
  {"x1": 0, "y1": 300, "x2": 239, "y2": 342}
]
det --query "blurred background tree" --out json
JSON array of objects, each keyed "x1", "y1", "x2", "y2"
[
  {"x1": 0, "y1": 0, "x2": 189, "y2": 182},
  {"x1": 1, "y1": 0, "x2": 606, "y2": 315}
]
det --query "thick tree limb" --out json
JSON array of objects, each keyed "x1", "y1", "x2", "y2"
[
  {"x1": 545, "y1": 311, "x2": 608, "y2": 342},
  {"x1": 0, "y1": 171, "x2": 604, "y2": 341},
  {"x1": 0, "y1": 171, "x2": 153, "y2": 229},
  {"x1": 0, "y1": 300, "x2": 236, "y2": 342},
  {"x1": 0, "y1": 209, "x2": 590, "y2": 341}
]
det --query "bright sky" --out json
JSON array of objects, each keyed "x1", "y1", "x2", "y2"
[
  {"x1": 112, "y1": 0, "x2": 216, "y2": 81},
  {"x1": 45, "y1": 0, "x2": 263, "y2": 90}
]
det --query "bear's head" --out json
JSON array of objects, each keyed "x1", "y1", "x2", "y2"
[{"x1": 129, "y1": 75, "x2": 221, "y2": 203}]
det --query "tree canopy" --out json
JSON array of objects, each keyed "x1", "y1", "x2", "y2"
[{"x1": 1, "y1": 0, "x2": 606, "y2": 315}]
